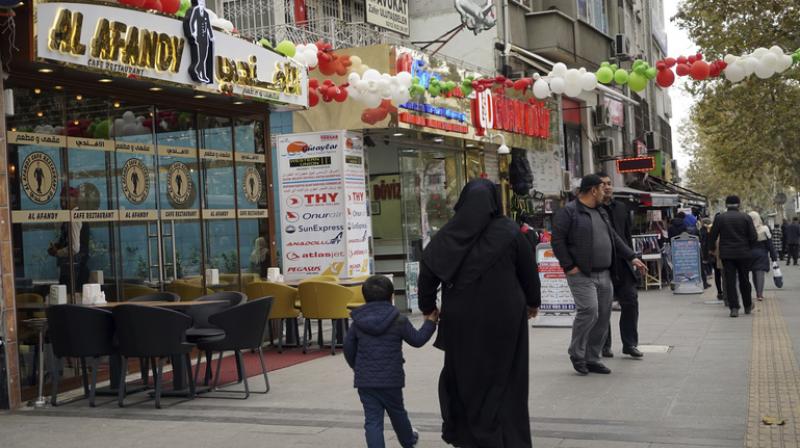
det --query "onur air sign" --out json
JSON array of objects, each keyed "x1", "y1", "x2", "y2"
[{"x1": 35, "y1": 1, "x2": 308, "y2": 107}]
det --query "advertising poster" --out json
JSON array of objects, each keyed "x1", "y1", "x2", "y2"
[
  {"x1": 277, "y1": 131, "x2": 372, "y2": 282},
  {"x1": 532, "y1": 243, "x2": 576, "y2": 327},
  {"x1": 671, "y1": 235, "x2": 704, "y2": 294},
  {"x1": 365, "y1": 0, "x2": 410, "y2": 35}
]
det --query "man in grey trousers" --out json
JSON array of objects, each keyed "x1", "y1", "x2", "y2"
[{"x1": 552, "y1": 174, "x2": 647, "y2": 375}]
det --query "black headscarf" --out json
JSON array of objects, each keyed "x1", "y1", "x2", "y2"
[{"x1": 422, "y1": 179, "x2": 518, "y2": 285}]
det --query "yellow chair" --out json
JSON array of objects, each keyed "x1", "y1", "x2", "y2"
[
  {"x1": 297, "y1": 281, "x2": 354, "y2": 355},
  {"x1": 16, "y1": 293, "x2": 46, "y2": 319},
  {"x1": 299, "y1": 275, "x2": 339, "y2": 284},
  {"x1": 345, "y1": 275, "x2": 371, "y2": 307},
  {"x1": 122, "y1": 284, "x2": 159, "y2": 301},
  {"x1": 165, "y1": 281, "x2": 212, "y2": 301},
  {"x1": 240, "y1": 273, "x2": 259, "y2": 286},
  {"x1": 245, "y1": 281, "x2": 300, "y2": 352}
]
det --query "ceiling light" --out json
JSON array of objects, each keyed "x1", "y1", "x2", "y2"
[
  {"x1": 393, "y1": 132, "x2": 404, "y2": 137},
  {"x1": 466, "y1": 143, "x2": 476, "y2": 148},
  {"x1": 113, "y1": 101, "x2": 121, "y2": 108},
  {"x1": 233, "y1": 101, "x2": 245, "y2": 105},
  {"x1": 33, "y1": 88, "x2": 41, "y2": 94},
  {"x1": 38, "y1": 68, "x2": 54, "y2": 73},
  {"x1": 36, "y1": 111, "x2": 43, "y2": 117},
  {"x1": 54, "y1": 85, "x2": 63, "y2": 90},
  {"x1": 10, "y1": 127, "x2": 16, "y2": 132},
  {"x1": 149, "y1": 87, "x2": 163, "y2": 92},
  {"x1": 75, "y1": 95, "x2": 83, "y2": 100},
  {"x1": 99, "y1": 78, "x2": 113, "y2": 83},
  {"x1": 193, "y1": 94, "x2": 206, "y2": 99},
  {"x1": 73, "y1": 120, "x2": 79, "y2": 125},
  {"x1": 433, "y1": 137, "x2": 444, "y2": 143}
]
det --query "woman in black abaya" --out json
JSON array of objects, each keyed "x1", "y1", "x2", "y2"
[{"x1": 418, "y1": 179, "x2": 541, "y2": 448}]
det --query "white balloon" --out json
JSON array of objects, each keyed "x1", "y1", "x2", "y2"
[
  {"x1": 123, "y1": 111, "x2": 136, "y2": 122},
  {"x1": 549, "y1": 77, "x2": 566, "y2": 94},
  {"x1": 564, "y1": 82, "x2": 583, "y2": 98},
  {"x1": 769, "y1": 45, "x2": 784, "y2": 56},
  {"x1": 743, "y1": 57, "x2": 758, "y2": 76},
  {"x1": 580, "y1": 72, "x2": 598, "y2": 91},
  {"x1": 723, "y1": 54, "x2": 738, "y2": 64},
  {"x1": 296, "y1": 44, "x2": 306, "y2": 52},
  {"x1": 565, "y1": 69, "x2": 582, "y2": 86},
  {"x1": 392, "y1": 87, "x2": 410, "y2": 104},
  {"x1": 752, "y1": 47, "x2": 768, "y2": 58},
  {"x1": 355, "y1": 79, "x2": 369, "y2": 91},
  {"x1": 305, "y1": 51, "x2": 318, "y2": 68},
  {"x1": 367, "y1": 81, "x2": 379, "y2": 93},
  {"x1": 347, "y1": 85, "x2": 362, "y2": 100},
  {"x1": 762, "y1": 53, "x2": 779, "y2": 70},
  {"x1": 779, "y1": 54, "x2": 794, "y2": 72},
  {"x1": 306, "y1": 44, "x2": 318, "y2": 54},
  {"x1": 754, "y1": 60, "x2": 775, "y2": 79},
  {"x1": 724, "y1": 64, "x2": 746, "y2": 83},
  {"x1": 363, "y1": 69, "x2": 381, "y2": 82},
  {"x1": 350, "y1": 55, "x2": 362, "y2": 66},
  {"x1": 377, "y1": 79, "x2": 391, "y2": 94},
  {"x1": 348, "y1": 72, "x2": 361, "y2": 84},
  {"x1": 552, "y1": 62, "x2": 568, "y2": 77},
  {"x1": 396, "y1": 71, "x2": 413, "y2": 88},
  {"x1": 364, "y1": 93, "x2": 382, "y2": 108},
  {"x1": 532, "y1": 78, "x2": 551, "y2": 99}
]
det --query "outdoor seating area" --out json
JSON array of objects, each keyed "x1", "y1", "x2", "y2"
[{"x1": 20, "y1": 276, "x2": 368, "y2": 409}]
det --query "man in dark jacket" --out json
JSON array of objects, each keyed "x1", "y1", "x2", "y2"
[
  {"x1": 785, "y1": 217, "x2": 800, "y2": 266},
  {"x1": 596, "y1": 173, "x2": 644, "y2": 359},
  {"x1": 344, "y1": 275, "x2": 437, "y2": 448},
  {"x1": 709, "y1": 195, "x2": 757, "y2": 317},
  {"x1": 552, "y1": 174, "x2": 647, "y2": 375},
  {"x1": 668, "y1": 212, "x2": 688, "y2": 239}
]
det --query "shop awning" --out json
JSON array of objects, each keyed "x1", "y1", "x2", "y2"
[
  {"x1": 613, "y1": 186, "x2": 679, "y2": 207},
  {"x1": 645, "y1": 177, "x2": 708, "y2": 208}
]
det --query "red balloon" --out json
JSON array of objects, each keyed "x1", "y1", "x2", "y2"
[
  {"x1": 695, "y1": 53, "x2": 703, "y2": 61},
  {"x1": 160, "y1": 0, "x2": 179, "y2": 13},
  {"x1": 308, "y1": 91, "x2": 319, "y2": 107},
  {"x1": 495, "y1": 75, "x2": 506, "y2": 83},
  {"x1": 513, "y1": 79, "x2": 527, "y2": 90},
  {"x1": 333, "y1": 87, "x2": 348, "y2": 102},
  {"x1": 677, "y1": 56, "x2": 687, "y2": 64},
  {"x1": 689, "y1": 60, "x2": 710, "y2": 80},
  {"x1": 687, "y1": 55, "x2": 697, "y2": 64},
  {"x1": 656, "y1": 68, "x2": 675, "y2": 87},
  {"x1": 665, "y1": 57, "x2": 677, "y2": 67},
  {"x1": 504, "y1": 79, "x2": 514, "y2": 88},
  {"x1": 656, "y1": 61, "x2": 666, "y2": 70},
  {"x1": 142, "y1": 0, "x2": 161, "y2": 10},
  {"x1": 675, "y1": 63, "x2": 691, "y2": 76},
  {"x1": 717, "y1": 60, "x2": 727, "y2": 70},
  {"x1": 309, "y1": 78, "x2": 319, "y2": 89}
]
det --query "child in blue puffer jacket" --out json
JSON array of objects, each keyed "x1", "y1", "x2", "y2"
[{"x1": 344, "y1": 275, "x2": 438, "y2": 448}]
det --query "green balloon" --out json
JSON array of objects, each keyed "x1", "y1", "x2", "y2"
[
  {"x1": 176, "y1": 0, "x2": 190, "y2": 18},
  {"x1": 258, "y1": 38, "x2": 272, "y2": 48},
  {"x1": 614, "y1": 69, "x2": 629, "y2": 85},
  {"x1": 446, "y1": 81, "x2": 457, "y2": 90},
  {"x1": 601, "y1": 61, "x2": 610, "y2": 67},
  {"x1": 412, "y1": 77, "x2": 421, "y2": 85},
  {"x1": 628, "y1": 72, "x2": 648, "y2": 92},
  {"x1": 275, "y1": 40, "x2": 296, "y2": 57},
  {"x1": 94, "y1": 119, "x2": 110, "y2": 139},
  {"x1": 610, "y1": 64, "x2": 619, "y2": 71},
  {"x1": 429, "y1": 86, "x2": 441, "y2": 97},
  {"x1": 645, "y1": 67, "x2": 658, "y2": 80},
  {"x1": 596, "y1": 66, "x2": 614, "y2": 84}
]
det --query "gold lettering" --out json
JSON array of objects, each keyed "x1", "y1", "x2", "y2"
[
  {"x1": 138, "y1": 31, "x2": 158, "y2": 69},
  {"x1": 170, "y1": 36, "x2": 185, "y2": 73},
  {"x1": 120, "y1": 26, "x2": 139, "y2": 66},
  {"x1": 236, "y1": 60, "x2": 251, "y2": 85},
  {"x1": 90, "y1": 19, "x2": 111, "y2": 59},
  {"x1": 109, "y1": 21, "x2": 127, "y2": 60},
  {"x1": 215, "y1": 56, "x2": 236, "y2": 82},
  {"x1": 156, "y1": 33, "x2": 172, "y2": 72},
  {"x1": 71, "y1": 13, "x2": 86, "y2": 55},
  {"x1": 48, "y1": 9, "x2": 72, "y2": 52},
  {"x1": 248, "y1": 55, "x2": 257, "y2": 80}
]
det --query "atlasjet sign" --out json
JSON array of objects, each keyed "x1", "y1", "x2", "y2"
[{"x1": 35, "y1": 1, "x2": 308, "y2": 107}]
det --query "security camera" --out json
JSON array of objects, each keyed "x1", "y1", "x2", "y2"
[{"x1": 498, "y1": 144, "x2": 510, "y2": 155}]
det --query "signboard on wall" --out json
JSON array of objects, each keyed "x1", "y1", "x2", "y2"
[
  {"x1": 366, "y1": 0, "x2": 410, "y2": 35},
  {"x1": 34, "y1": 2, "x2": 308, "y2": 107},
  {"x1": 277, "y1": 131, "x2": 372, "y2": 282},
  {"x1": 528, "y1": 146, "x2": 562, "y2": 195}
]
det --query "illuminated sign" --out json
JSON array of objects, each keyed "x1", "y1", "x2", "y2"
[
  {"x1": 616, "y1": 156, "x2": 656, "y2": 173},
  {"x1": 399, "y1": 112, "x2": 469, "y2": 134},
  {"x1": 36, "y1": 2, "x2": 307, "y2": 106},
  {"x1": 399, "y1": 102, "x2": 467, "y2": 122},
  {"x1": 472, "y1": 92, "x2": 550, "y2": 139}
]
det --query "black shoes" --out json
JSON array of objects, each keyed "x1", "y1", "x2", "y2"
[
  {"x1": 602, "y1": 348, "x2": 614, "y2": 358},
  {"x1": 570, "y1": 357, "x2": 589, "y2": 375},
  {"x1": 744, "y1": 305, "x2": 752, "y2": 315},
  {"x1": 730, "y1": 309, "x2": 739, "y2": 318},
  {"x1": 717, "y1": 293, "x2": 724, "y2": 301},
  {"x1": 622, "y1": 347, "x2": 644, "y2": 358},
  {"x1": 586, "y1": 363, "x2": 612, "y2": 374}
]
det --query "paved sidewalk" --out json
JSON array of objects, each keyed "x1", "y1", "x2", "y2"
[{"x1": 2, "y1": 268, "x2": 800, "y2": 447}]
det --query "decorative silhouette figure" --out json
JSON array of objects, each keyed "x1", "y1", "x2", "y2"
[
  {"x1": 249, "y1": 176, "x2": 256, "y2": 197},
  {"x1": 131, "y1": 170, "x2": 140, "y2": 195},
  {"x1": 175, "y1": 173, "x2": 183, "y2": 196},
  {"x1": 184, "y1": 0, "x2": 214, "y2": 84},
  {"x1": 34, "y1": 164, "x2": 45, "y2": 194}
]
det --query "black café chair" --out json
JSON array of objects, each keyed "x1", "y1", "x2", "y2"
[
  {"x1": 112, "y1": 305, "x2": 196, "y2": 409},
  {"x1": 195, "y1": 297, "x2": 273, "y2": 399},
  {"x1": 128, "y1": 292, "x2": 180, "y2": 303},
  {"x1": 46, "y1": 305, "x2": 116, "y2": 407},
  {"x1": 186, "y1": 292, "x2": 247, "y2": 386}
]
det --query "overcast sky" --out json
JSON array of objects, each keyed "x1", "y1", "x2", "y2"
[{"x1": 664, "y1": 0, "x2": 696, "y2": 175}]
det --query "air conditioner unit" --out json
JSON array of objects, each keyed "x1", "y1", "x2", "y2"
[
  {"x1": 593, "y1": 137, "x2": 614, "y2": 160},
  {"x1": 593, "y1": 105, "x2": 612, "y2": 128},
  {"x1": 644, "y1": 131, "x2": 655, "y2": 150},
  {"x1": 614, "y1": 34, "x2": 630, "y2": 57}
]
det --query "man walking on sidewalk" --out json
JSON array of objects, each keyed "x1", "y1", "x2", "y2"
[
  {"x1": 709, "y1": 195, "x2": 757, "y2": 317},
  {"x1": 597, "y1": 173, "x2": 644, "y2": 359},
  {"x1": 552, "y1": 174, "x2": 647, "y2": 375},
  {"x1": 785, "y1": 217, "x2": 800, "y2": 266}
]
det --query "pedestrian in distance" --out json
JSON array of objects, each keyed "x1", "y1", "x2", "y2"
[
  {"x1": 683, "y1": 213, "x2": 700, "y2": 237},
  {"x1": 344, "y1": 275, "x2": 439, "y2": 448},
  {"x1": 551, "y1": 174, "x2": 646, "y2": 376},
  {"x1": 418, "y1": 178, "x2": 541, "y2": 448},
  {"x1": 748, "y1": 212, "x2": 778, "y2": 302},
  {"x1": 772, "y1": 223, "x2": 784, "y2": 261},
  {"x1": 709, "y1": 196, "x2": 757, "y2": 317},
  {"x1": 596, "y1": 173, "x2": 644, "y2": 359},
  {"x1": 668, "y1": 211, "x2": 688, "y2": 239},
  {"x1": 699, "y1": 217, "x2": 716, "y2": 290},
  {"x1": 785, "y1": 217, "x2": 800, "y2": 266}
]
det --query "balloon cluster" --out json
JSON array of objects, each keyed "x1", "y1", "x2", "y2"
[
  {"x1": 308, "y1": 79, "x2": 348, "y2": 107},
  {"x1": 347, "y1": 70, "x2": 413, "y2": 108},
  {"x1": 531, "y1": 63, "x2": 597, "y2": 99},
  {"x1": 655, "y1": 58, "x2": 676, "y2": 87},
  {"x1": 361, "y1": 100, "x2": 398, "y2": 125},
  {"x1": 723, "y1": 46, "x2": 794, "y2": 83},
  {"x1": 293, "y1": 43, "x2": 319, "y2": 68},
  {"x1": 118, "y1": 0, "x2": 181, "y2": 14},
  {"x1": 317, "y1": 41, "x2": 353, "y2": 76}
]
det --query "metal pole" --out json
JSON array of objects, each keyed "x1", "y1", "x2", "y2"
[{"x1": 33, "y1": 326, "x2": 47, "y2": 408}]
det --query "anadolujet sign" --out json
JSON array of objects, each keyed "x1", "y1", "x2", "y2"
[
  {"x1": 277, "y1": 131, "x2": 372, "y2": 282},
  {"x1": 34, "y1": 0, "x2": 308, "y2": 107}
]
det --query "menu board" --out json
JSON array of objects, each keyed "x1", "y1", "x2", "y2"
[
  {"x1": 276, "y1": 131, "x2": 372, "y2": 282},
  {"x1": 536, "y1": 244, "x2": 576, "y2": 312},
  {"x1": 671, "y1": 235, "x2": 703, "y2": 294}
]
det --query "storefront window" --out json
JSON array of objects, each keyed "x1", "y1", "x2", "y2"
[{"x1": 234, "y1": 118, "x2": 269, "y2": 282}]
